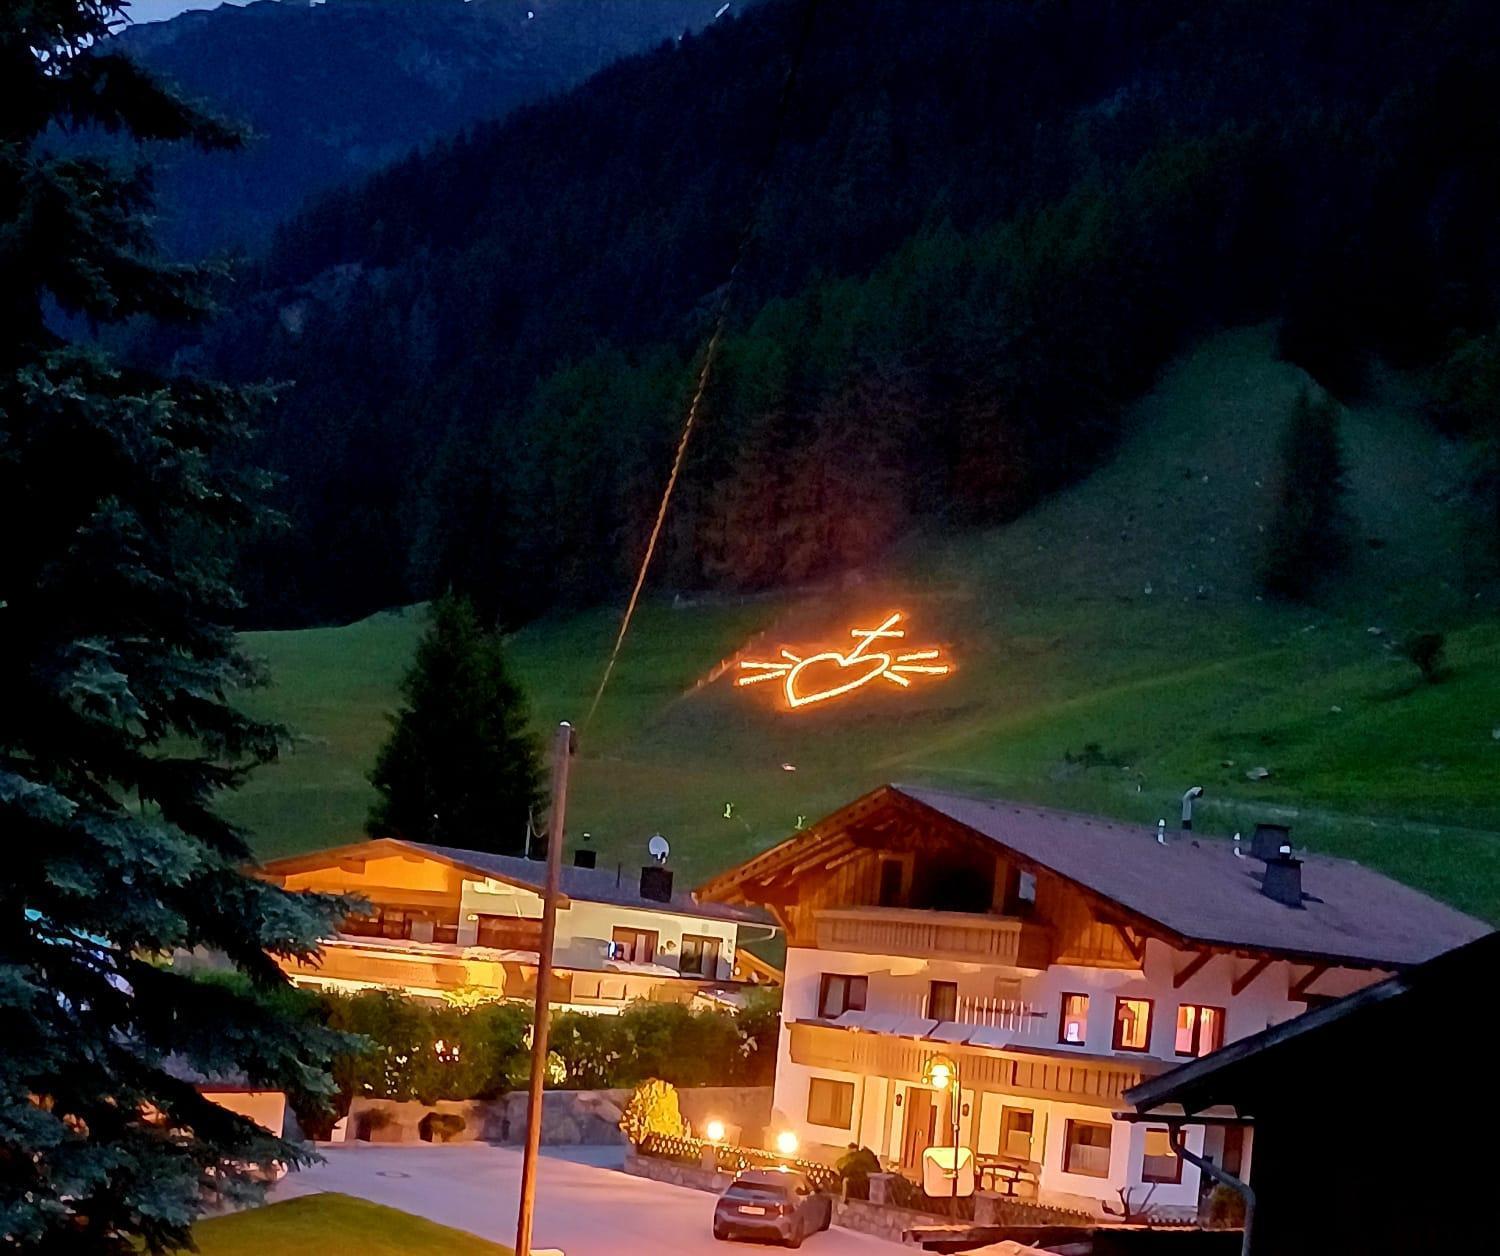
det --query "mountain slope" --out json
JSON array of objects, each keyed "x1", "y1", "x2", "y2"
[
  {"x1": 185, "y1": 0, "x2": 1500, "y2": 627},
  {"x1": 110, "y1": 0, "x2": 746, "y2": 257},
  {"x1": 225, "y1": 327, "x2": 1500, "y2": 920}
]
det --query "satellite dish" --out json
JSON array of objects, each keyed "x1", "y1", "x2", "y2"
[{"x1": 648, "y1": 834, "x2": 670, "y2": 864}]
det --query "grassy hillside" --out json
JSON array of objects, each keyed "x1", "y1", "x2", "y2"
[{"x1": 228, "y1": 327, "x2": 1500, "y2": 920}]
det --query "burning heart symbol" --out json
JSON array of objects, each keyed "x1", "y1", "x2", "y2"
[
  {"x1": 737, "y1": 612, "x2": 953, "y2": 710},
  {"x1": 785, "y1": 650, "x2": 893, "y2": 708}
]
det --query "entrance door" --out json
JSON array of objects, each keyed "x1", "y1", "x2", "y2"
[{"x1": 901, "y1": 1088, "x2": 938, "y2": 1172}]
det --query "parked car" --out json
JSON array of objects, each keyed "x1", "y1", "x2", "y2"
[{"x1": 712, "y1": 1169, "x2": 833, "y2": 1248}]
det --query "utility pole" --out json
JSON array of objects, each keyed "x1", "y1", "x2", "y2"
[{"x1": 514, "y1": 721, "x2": 574, "y2": 1256}]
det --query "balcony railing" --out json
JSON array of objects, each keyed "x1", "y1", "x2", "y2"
[
  {"x1": 787, "y1": 1020, "x2": 1161, "y2": 1107},
  {"x1": 814, "y1": 907, "x2": 1053, "y2": 969}
]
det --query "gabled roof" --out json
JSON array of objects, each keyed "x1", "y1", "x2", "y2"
[
  {"x1": 1125, "y1": 931, "x2": 1500, "y2": 1116},
  {"x1": 697, "y1": 784, "x2": 1491, "y2": 969},
  {"x1": 261, "y1": 838, "x2": 763, "y2": 926}
]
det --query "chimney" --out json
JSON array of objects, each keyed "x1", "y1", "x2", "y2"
[
  {"x1": 639, "y1": 865, "x2": 674, "y2": 903},
  {"x1": 1250, "y1": 822, "x2": 1291, "y2": 861},
  {"x1": 573, "y1": 848, "x2": 597, "y2": 869},
  {"x1": 1262, "y1": 848, "x2": 1304, "y2": 908}
]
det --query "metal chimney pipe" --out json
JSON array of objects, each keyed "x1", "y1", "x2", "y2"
[{"x1": 1181, "y1": 786, "x2": 1203, "y2": 831}]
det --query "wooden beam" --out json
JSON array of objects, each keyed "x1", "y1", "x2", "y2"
[
  {"x1": 1173, "y1": 951, "x2": 1213, "y2": 989},
  {"x1": 1290, "y1": 963, "x2": 1330, "y2": 1002},
  {"x1": 1230, "y1": 956, "x2": 1273, "y2": 997},
  {"x1": 1108, "y1": 922, "x2": 1147, "y2": 965}
]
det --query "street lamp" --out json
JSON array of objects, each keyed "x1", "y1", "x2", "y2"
[
  {"x1": 775, "y1": 1130, "x2": 799, "y2": 1157},
  {"x1": 923, "y1": 1054, "x2": 962, "y2": 1201}
]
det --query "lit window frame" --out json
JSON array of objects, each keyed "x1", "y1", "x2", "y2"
[{"x1": 1111, "y1": 996, "x2": 1155, "y2": 1053}]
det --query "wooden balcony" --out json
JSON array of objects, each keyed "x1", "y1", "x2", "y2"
[
  {"x1": 814, "y1": 907, "x2": 1053, "y2": 969},
  {"x1": 279, "y1": 937, "x2": 724, "y2": 1008},
  {"x1": 788, "y1": 1020, "x2": 1159, "y2": 1108}
]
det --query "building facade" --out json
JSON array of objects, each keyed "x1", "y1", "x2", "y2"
[
  {"x1": 261, "y1": 839, "x2": 772, "y2": 1011},
  {"x1": 697, "y1": 785, "x2": 1487, "y2": 1217}
]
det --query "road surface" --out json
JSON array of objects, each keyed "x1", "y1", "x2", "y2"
[{"x1": 274, "y1": 1143, "x2": 900, "y2": 1255}]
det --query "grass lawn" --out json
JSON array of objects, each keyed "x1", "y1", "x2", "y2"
[
  {"x1": 191, "y1": 1193, "x2": 511, "y2": 1255},
  {"x1": 228, "y1": 326, "x2": 1500, "y2": 920}
]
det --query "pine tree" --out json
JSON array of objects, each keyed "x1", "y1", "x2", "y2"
[
  {"x1": 368, "y1": 597, "x2": 543, "y2": 854},
  {"x1": 1, "y1": 4, "x2": 347, "y2": 1251},
  {"x1": 1258, "y1": 387, "x2": 1349, "y2": 600}
]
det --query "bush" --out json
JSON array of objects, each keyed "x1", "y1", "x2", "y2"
[
  {"x1": 836, "y1": 1144, "x2": 882, "y2": 1199},
  {"x1": 1205, "y1": 1183, "x2": 1247, "y2": 1229},
  {"x1": 419, "y1": 1112, "x2": 468, "y2": 1143},
  {"x1": 1401, "y1": 631, "x2": 1447, "y2": 684},
  {"x1": 619, "y1": 1079, "x2": 685, "y2": 1146}
]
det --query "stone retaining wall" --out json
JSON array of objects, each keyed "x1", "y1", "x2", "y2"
[{"x1": 345, "y1": 1085, "x2": 772, "y2": 1147}]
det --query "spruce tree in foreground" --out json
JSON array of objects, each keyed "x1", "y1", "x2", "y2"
[
  {"x1": 1, "y1": 5, "x2": 346, "y2": 1250},
  {"x1": 1258, "y1": 387, "x2": 1349, "y2": 601},
  {"x1": 368, "y1": 597, "x2": 543, "y2": 854}
]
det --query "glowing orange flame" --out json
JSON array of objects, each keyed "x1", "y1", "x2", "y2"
[{"x1": 737, "y1": 612, "x2": 953, "y2": 709}]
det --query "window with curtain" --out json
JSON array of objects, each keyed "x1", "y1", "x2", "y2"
[
  {"x1": 807, "y1": 1078, "x2": 855, "y2": 1128},
  {"x1": 1175, "y1": 1004, "x2": 1225, "y2": 1057},
  {"x1": 818, "y1": 973, "x2": 868, "y2": 1018},
  {"x1": 1059, "y1": 993, "x2": 1090, "y2": 1044},
  {"x1": 1112, "y1": 997, "x2": 1153, "y2": 1052},
  {"x1": 1063, "y1": 1120, "x2": 1112, "y2": 1178},
  {"x1": 1142, "y1": 1127, "x2": 1182, "y2": 1183}
]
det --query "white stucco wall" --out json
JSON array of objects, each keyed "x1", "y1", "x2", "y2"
[
  {"x1": 456, "y1": 876, "x2": 738, "y2": 979},
  {"x1": 772, "y1": 939, "x2": 1378, "y2": 1208}
]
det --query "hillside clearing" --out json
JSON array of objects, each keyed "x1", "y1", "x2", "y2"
[{"x1": 227, "y1": 328, "x2": 1500, "y2": 920}]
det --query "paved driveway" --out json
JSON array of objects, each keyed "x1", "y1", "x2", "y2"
[{"x1": 274, "y1": 1143, "x2": 900, "y2": 1255}]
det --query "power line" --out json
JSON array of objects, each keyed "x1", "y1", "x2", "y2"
[{"x1": 584, "y1": 0, "x2": 822, "y2": 731}]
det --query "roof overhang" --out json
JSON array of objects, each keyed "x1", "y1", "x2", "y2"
[
  {"x1": 258, "y1": 838, "x2": 572, "y2": 905},
  {"x1": 696, "y1": 784, "x2": 1412, "y2": 970}
]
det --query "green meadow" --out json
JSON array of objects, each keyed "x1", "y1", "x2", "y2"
[{"x1": 226, "y1": 328, "x2": 1500, "y2": 920}]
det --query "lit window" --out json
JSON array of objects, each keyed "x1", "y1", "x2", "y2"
[
  {"x1": 806, "y1": 1078, "x2": 855, "y2": 1128},
  {"x1": 610, "y1": 926, "x2": 658, "y2": 964},
  {"x1": 1113, "y1": 997, "x2": 1153, "y2": 1052},
  {"x1": 1059, "y1": 993, "x2": 1089, "y2": 1044},
  {"x1": 1000, "y1": 1107, "x2": 1035, "y2": 1161},
  {"x1": 817, "y1": 973, "x2": 868, "y2": 1018},
  {"x1": 1063, "y1": 1120, "x2": 1112, "y2": 1178},
  {"x1": 1175, "y1": 1004, "x2": 1225, "y2": 1057},
  {"x1": 1142, "y1": 1127, "x2": 1182, "y2": 1183}
]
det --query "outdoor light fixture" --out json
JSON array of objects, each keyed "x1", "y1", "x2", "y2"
[
  {"x1": 923, "y1": 1056, "x2": 956, "y2": 1092},
  {"x1": 706, "y1": 1119, "x2": 727, "y2": 1143},
  {"x1": 775, "y1": 1130, "x2": 799, "y2": 1156}
]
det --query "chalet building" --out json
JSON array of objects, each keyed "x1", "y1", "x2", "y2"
[
  {"x1": 696, "y1": 785, "x2": 1488, "y2": 1217},
  {"x1": 260, "y1": 839, "x2": 773, "y2": 1011}
]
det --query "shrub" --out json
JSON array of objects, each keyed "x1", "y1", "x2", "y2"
[
  {"x1": 836, "y1": 1144, "x2": 881, "y2": 1199},
  {"x1": 357, "y1": 1108, "x2": 395, "y2": 1140},
  {"x1": 619, "y1": 1079, "x2": 685, "y2": 1146},
  {"x1": 1401, "y1": 631, "x2": 1447, "y2": 684},
  {"x1": 1206, "y1": 1184, "x2": 1248, "y2": 1229},
  {"x1": 419, "y1": 1112, "x2": 468, "y2": 1143}
]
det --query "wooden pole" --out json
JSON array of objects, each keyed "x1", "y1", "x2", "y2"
[{"x1": 514, "y1": 721, "x2": 573, "y2": 1256}]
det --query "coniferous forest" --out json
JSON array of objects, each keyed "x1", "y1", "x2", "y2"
[{"x1": 145, "y1": 0, "x2": 1500, "y2": 628}]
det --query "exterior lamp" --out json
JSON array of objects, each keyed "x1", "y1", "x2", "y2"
[
  {"x1": 775, "y1": 1130, "x2": 799, "y2": 1157},
  {"x1": 706, "y1": 1119, "x2": 727, "y2": 1143},
  {"x1": 922, "y1": 1054, "x2": 964, "y2": 1201}
]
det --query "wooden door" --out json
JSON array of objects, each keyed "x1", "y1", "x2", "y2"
[{"x1": 901, "y1": 1088, "x2": 937, "y2": 1171}]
